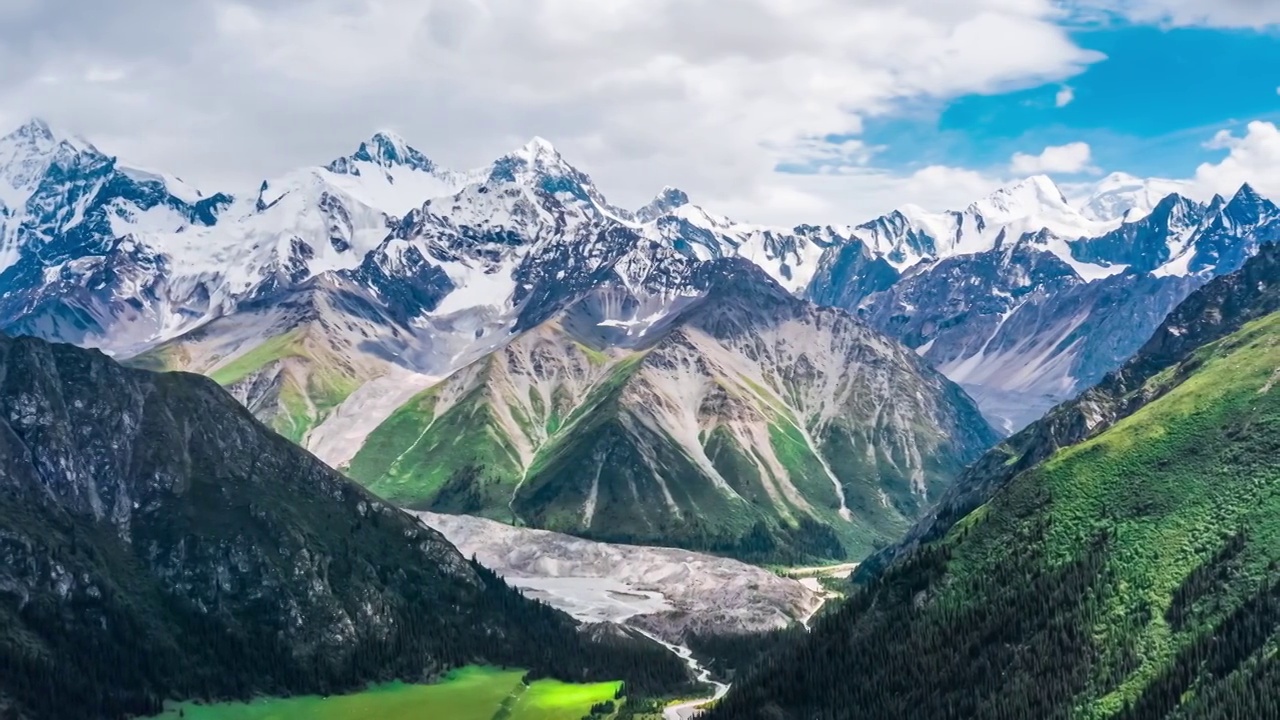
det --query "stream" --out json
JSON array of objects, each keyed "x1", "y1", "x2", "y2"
[{"x1": 633, "y1": 629, "x2": 729, "y2": 720}]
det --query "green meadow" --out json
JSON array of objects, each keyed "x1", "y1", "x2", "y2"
[{"x1": 148, "y1": 666, "x2": 622, "y2": 720}]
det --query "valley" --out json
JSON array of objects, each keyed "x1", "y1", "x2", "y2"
[
  {"x1": 709, "y1": 241, "x2": 1280, "y2": 719},
  {"x1": 1, "y1": 107, "x2": 1278, "y2": 720}
]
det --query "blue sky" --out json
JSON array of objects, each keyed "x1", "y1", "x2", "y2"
[{"x1": 852, "y1": 23, "x2": 1280, "y2": 181}]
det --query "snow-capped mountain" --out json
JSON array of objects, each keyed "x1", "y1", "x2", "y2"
[
  {"x1": 1071, "y1": 171, "x2": 1191, "y2": 224},
  {"x1": 1, "y1": 116, "x2": 1274, "y2": 557},
  {"x1": 805, "y1": 179, "x2": 1276, "y2": 431}
]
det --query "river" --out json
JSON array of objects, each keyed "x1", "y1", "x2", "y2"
[{"x1": 632, "y1": 630, "x2": 730, "y2": 720}]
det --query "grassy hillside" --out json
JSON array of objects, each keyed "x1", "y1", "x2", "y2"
[
  {"x1": 129, "y1": 325, "x2": 370, "y2": 445},
  {"x1": 710, "y1": 309, "x2": 1280, "y2": 719}
]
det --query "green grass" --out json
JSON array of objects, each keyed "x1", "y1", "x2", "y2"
[
  {"x1": 202, "y1": 330, "x2": 362, "y2": 443},
  {"x1": 208, "y1": 331, "x2": 305, "y2": 387},
  {"x1": 508, "y1": 678, "x2": 622, "y2": 719},
  {"x1": 932, "y1": 310, "x2": 1280, "y2": 716},
  {"x1": 346, "y1": 377, "x2": 524, "y2": 512},
  {"x1": 146, "y1": 666, "x2": 622, "y2": 720},
  {"x1": 125, "y1": 343, "x2": 190, "y2": 373}
]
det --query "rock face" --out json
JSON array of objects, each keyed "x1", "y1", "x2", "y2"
[
  {"x1": 416, "y1": 511, "x2": 823, "y2": 645},
  {"x1": 0, "y1": 333, "x2": 690, "y2": 720},
  {"x1": 708, "y1": 241, "x2": 1280, "y2": 720},
  {"x1": 348, "y1": 260, "x2": 998, "y2": 564}
]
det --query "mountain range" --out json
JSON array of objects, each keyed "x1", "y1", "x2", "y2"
[{"x1": 1, "y1": 117, "x2": 1275, "y2": 561}]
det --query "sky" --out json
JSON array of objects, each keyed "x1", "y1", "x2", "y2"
[{"x1": 0, "y1": 0, "x2": 1278, "y2": 226}]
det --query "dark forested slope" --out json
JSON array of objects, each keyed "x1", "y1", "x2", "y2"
[
  {"x1": 0, "y1": 335, "x2": 690, "y2": 720},
  {"x1": 710, "y1": 243, "x2": 1280, "y2": 720}
]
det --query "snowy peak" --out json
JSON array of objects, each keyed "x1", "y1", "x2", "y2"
[
  {"x1": 846, "y1": 174, "x2": 1112, "y2": 274},
  {"x1": 0, "y1": 118, "x2": 102, "y2": 208},
  {"x1": 1224, "y1": 183, "x2": 1277, "y2": 225},
  {"x1": 3, "y1": 118, "x2": 56, "y2": 148},
  {"x1": 1076, "y1": 172, "x2": 1189, "y2": 223},
  {"x1": 326, "y1": 131, "x2": 437, "y2": 175},
  {"x1": 484, "y1": 137, "x2": 619, "y2": 216},
  {"x1": 516, "y1": 136, "x2": 559, "y2": 162},
  {"x1": 315, "y1": 131, "x2": 475, "y2": 217},
  {"x1": 635, "y1": 186, "x2": 691, "y2": 223},
  {"x1": 970, "y1": 175, "x2": 1071, "y2": 220},
  {"x1": 1, "y1": 117, "x2": 97, "y2": 154},
  {"x1": 491, "y1": 137, "x2": 577, "y2": 182}
]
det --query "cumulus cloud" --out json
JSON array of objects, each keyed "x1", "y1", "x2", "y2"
[
  {"x1": 0, "y1": 0, "x2": 1104, "y2": 225},
  {"x1": 1055, "y1": 85, "x2": 1075, "y2": 107},
  {"x1": 1189, "y1": 121, "x2": 1280, "y2": 199},
  {"x1": 1009, "y1": 142, "x2": 1097, "y2": 175}
]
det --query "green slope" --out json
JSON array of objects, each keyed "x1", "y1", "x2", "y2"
[
  {"x1": 344, "y1": 263, "x2": 998, "y2": 566},
  {"x1": 130, "y1": 330, "x2": 357, "y2": 444},
  {"x1": 345, "y1": 377, "x2": 526, "y2": 516},
  {"x1": 710, "y1": 304, "x2": 1280, "y2": 719}
]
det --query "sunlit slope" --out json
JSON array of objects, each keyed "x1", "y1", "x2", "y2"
[{"x1": 346, "y1": 263, "x2": 997, "y2": 565}]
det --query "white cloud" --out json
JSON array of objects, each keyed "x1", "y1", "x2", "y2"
[
  {"x1": 0, "y1": 0, "x2": 1104, "y2": 225},
  {"x1": 717, "y1": 164, "x2": 1006, "y2": 225},
  {"x1": 1189, "y1": 121, "x2": 1280, "y2": 199},
  {"x1": 1055, "y1": 85, "x2": 1075, "y2": 107},
  {"x1": 1009, "y1": 142, "x2": 1097, "y2": 175},
  {"x1": 1079, "y1": 0, "x2": 1280, "y2": 28}
]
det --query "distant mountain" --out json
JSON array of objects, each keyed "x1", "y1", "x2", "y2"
[
  {"x1": 0, "y1": 332, "x2": 692, "y2": 720},
  {"x1": 808, "y1": 179, "x2": 1277, "y2": 432},
  {"x1": 709, "y1": 240, "x2": 1280, "y2": 719},
  {"x1": 345, "y1": 258, "x2": 997, "y2": 563},
  {"x1": 1071, "y1": 171, "x2": 1191, "y2": 224}
]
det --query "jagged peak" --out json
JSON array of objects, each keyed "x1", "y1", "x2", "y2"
[
  {"x1": 1222, "y1": 182, "x2": 1277, "y2": 224},
  {"x1": 994, "y1": 174, "x2": 1068, "y2": 203},
  {"x1": 1149, "y1": 191, "x2": 1199, "y2": 214},
  {"x1": 518, "y1": 136, "x2": 559, "y2": 159},
  {"x1": 655, "y1": 184, "x2": 686, "y2": 200},
  {"x1": 1, "y1": 116, "x2": 99, "y2": 155},
  {"x1": 635, "y1": 185, "x2": 691, "y2": 222},
  {"x1": 488, "y1": 136, "x2": 596, "y2": 194},
  {"x1": 7, "y1": 117, "x2": 54, "y2": 143},
  {"x1": 1229, "y1": 182, "x2": 1268, "y2": 206},
  {"x1": 327, "y1": 129, "x2": 436, "y2": 175}
]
